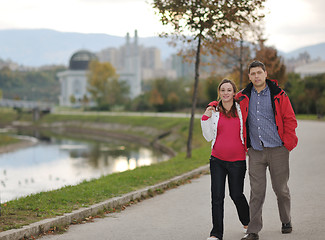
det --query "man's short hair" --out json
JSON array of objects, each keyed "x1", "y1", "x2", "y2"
[{"x1": 248, "y1": 60, "x2": 266, "y2": 73}]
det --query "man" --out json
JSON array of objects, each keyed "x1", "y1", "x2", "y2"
[{"x1": 236, "y1": 60, "x2": 298, "y2": 240}]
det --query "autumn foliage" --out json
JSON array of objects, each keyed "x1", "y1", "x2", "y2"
[{"x1": 153, "y1": 0, "x2": 266, "y2": 157}]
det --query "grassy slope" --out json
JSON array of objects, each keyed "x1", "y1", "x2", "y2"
[{"x1": 0, "y1": 134, "x2": 20, "y2": 146}]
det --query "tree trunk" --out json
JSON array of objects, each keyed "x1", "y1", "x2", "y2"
[
  {"x1": 239, "y1": 39, "x2": 243, "y2": 89},
  {"x1": 186, "y1": 36, "x2": 201, "y2": 158}
]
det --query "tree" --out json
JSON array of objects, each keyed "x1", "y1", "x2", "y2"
[
  {"x1": 69, "y1": 95, "x2": 76, "y2": 105},
  {"x1": 316, "y1": 75, "x2": 325, "y2": 117},
  {"x1": 0, "y1": 66, "x2": 63, "y2": 102},
  {"x1": 285, "y1": 73, "x2": 325, "y2": 115},
  {"x1": 148, "y1": 77, "x2": 190, "y2": 111},
  {"x1": 87, "y1": 60, "x2": 129, "y2": 109},
  {"x1": 317, "y1": 91, "x2": 325, "y2": 118},
  {"x1": 304, "y1": 73, "x2": 325, "y2": 115},
  {"x1": 130, "y1": 93, "x2": 153, "y2": 111},
  {"x1": 87, "y1": 60, "x2": 117, "y2": 108},
  {"x1": 153, "y1": 0, "x2": 266, "y2": 158},
  {"x1": 81, "y1": 94, "x2": 90, "y2": 109},
  {"x1": 204, "y1": 75, "x2": 223, "y2": 102},
  {"x1": 220, "y1": 41, "x2": 252, "y2": 89},
  {"x1": 254, "y1": 39, "x2": 287, "y2": 86},
  {"x1": 219, "y1": 23, "x2": 263, "y2": 89},
  {"x1": 107, "y1": 78, "x2": 130, "y2": 107},
  {"x1": 149, "y1": 88, "x2": 165, "y2": 111},
  {"x1": 285, "y1": 73, "x2": 305, "y2": 114}
]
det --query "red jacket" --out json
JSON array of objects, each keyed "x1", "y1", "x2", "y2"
[{"x1": 235, "y1": 79, "x2": 298, "y2": 151}]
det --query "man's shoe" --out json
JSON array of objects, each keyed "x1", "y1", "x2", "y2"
[
  {"x1": 282, "y1": 222, "x2": 292, "y2": 234},
  {"x1": 241, "y1": 233, "x2": 259, "y2": 240}
]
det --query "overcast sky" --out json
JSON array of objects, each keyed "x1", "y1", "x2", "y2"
[{"x1": 0, "y1": 0, "x2": 324, "y2": 52}]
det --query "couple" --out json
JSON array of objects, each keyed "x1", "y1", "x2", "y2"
[{"x1": 201, "y1": 60, "x2": 298, "y2": 240}]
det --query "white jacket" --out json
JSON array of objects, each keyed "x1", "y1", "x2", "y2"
[{"x1": 200, "y1": 102, "x2": 244, "y2": 149}]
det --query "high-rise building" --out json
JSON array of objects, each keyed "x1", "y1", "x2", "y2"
[
  {"x1": 58, "y1": 31, "x2": 144, "y2": 107},
  {"x1": 117, "y1": 30, "x2": 142, "y2": 98},
  {"x1": 97, "y1": 30, "x2": 142, "y2": 98},
  {"x1": 98, "y1": 31, "x2": 175, "y2": 82}
]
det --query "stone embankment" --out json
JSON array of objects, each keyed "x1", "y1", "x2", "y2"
[{"x1": 10, "y1": 120, "x2": 177, "y2": 157}]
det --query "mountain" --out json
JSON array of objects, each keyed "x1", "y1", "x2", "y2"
[
  {"x1": 281, "y1": 43, "x2": 325, "y2": 60},
  {"x1": 0, "y1": 29, "x2": 177, "y2": 67},
  {"x1": 0, "y1": 29, "x2": 324, "y2": 67}
]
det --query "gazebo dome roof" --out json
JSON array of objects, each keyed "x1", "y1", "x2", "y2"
[{"x1": 69, "y1": 50, "x2": 97, "y2": 70}]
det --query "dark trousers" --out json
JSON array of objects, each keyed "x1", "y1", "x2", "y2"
[{"x1": 209, "y1": 156, "x2": 250, "y2": 239}]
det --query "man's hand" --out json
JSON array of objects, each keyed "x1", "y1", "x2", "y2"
[{"x1": 203, "y1": 106, "x2": 216, "y2": 118}]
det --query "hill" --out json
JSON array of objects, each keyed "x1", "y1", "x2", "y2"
[
  {"x1": 0, "y1": 29, "x2": 177, "y2": 67},
  {"x1": 0, "y1": 29, "x2": 324, "y2": 67},
  {"x1": 281, "y1": 42, "x2": 325, "y2": 60}
]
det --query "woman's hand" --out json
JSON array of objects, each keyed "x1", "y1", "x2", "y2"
[{"x1": 203, "y1": 106, "x2": 216, "y2": 118}]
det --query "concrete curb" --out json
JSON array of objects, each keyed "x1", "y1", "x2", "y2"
[{"x1": 0, "y1": 165, "x2": 209, "y2": 240}]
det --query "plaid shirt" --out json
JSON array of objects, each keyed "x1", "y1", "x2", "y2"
[{"x1": 248, "y1": 85, "x2": 283, "y2": 150}]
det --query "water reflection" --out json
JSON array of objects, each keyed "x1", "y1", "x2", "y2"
[{"x1": 0, "y1": 131, "x2": 169, "y2": 203}]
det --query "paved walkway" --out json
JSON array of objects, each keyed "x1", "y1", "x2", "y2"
[{"x1": 39, "y1": 120, "x2": 325, "y2": 240}]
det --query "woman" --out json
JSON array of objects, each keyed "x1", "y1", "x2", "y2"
[{"x1": 201, "y1": 79, "x2": 250, "y2": 240}]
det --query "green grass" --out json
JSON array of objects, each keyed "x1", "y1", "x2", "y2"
[
  {"x1": 0, "y1": 107, "x2": 34, "y2": 123},
  {"x1": 42, "y1": 113, "x2": 189, "y2": 129},
  {"x1": 38, "y1": 113, "x2": 204, "y2": 152},
  {"x1": 2, "y1": 110, "x2": 320, "y2": 232},
  {"x1": 0, "y1": 147, "x2": 211, "y2": 231},
  {"x1": 0, "y1": 110, "x2": 209, "y2": 232},
  {"x1": 0, "y1": 134, "x2": 21, "y2": 147},
  {"x1": 296, "y1": 114, "x2": 324, "y2": 121},
  {"x1": 0, "y1": 108, "x2": 18, "y2": 124}
]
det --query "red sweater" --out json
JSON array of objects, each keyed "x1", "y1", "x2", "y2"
[{"x1": 202, "y1": 113, "x2": 245, "y2": 161}]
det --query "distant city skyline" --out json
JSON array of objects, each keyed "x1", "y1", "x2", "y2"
[{"x1": 0, "y1": 0, "x2": 324, "y2": 53}]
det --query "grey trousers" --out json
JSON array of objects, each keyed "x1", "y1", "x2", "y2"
[{"x1": 247, "y1": 146, "x2": 291, "y2": 234}]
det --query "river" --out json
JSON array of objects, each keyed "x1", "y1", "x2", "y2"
[{"x1": 0, "y1": 131, "x2": 169, "y2": 203}]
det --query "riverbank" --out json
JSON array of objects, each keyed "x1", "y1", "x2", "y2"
[
  {"x1": 35, "y1": 120, "x2": 325, "y2": 240},
  {"x1": 0, "y1": 111, "x2": 209, "y2": 236},
  {"x1": 2, "y1": 111, "x2": 320, "y2": 239},
  {"x1": 0, "y1": 136, "x2": 38, "y2": 154}
]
